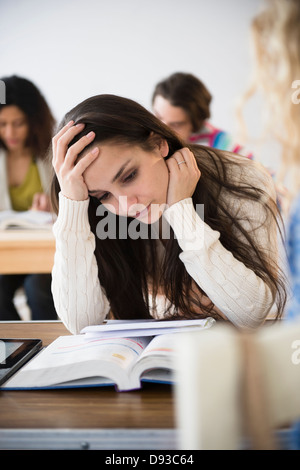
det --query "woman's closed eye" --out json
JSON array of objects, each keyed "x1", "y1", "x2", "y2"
[
  {"x1": 96, "y1": 170, "x2": 138, "y2": 202},
  {"x1": 98, "y1": 192, "x2": 111, "y2": 202},
  {"x1": 123, "y1": 169, "x2": 137, "y2": 183}
]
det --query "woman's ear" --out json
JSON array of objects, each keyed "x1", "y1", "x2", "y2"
[
  {"x1": 159, "y1": 139, "x2": 169, "y2": 158},
  {"x1": 148, "y1": 132, "x2": 169, "y2": 158}
]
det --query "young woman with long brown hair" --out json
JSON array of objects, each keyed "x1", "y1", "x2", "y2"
[
  {"x1": 51, "y1": 94, "x2": 286, "y2": 334},
  {"x1": 0, "y1": 75, "x2": 57, "y2": 321}
]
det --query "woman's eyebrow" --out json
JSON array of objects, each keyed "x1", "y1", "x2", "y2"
[
  {"x1": 111, "y1": 159, "x2": 131, "y2": 183},
  {"x1": 88, "y1": 159, "x2": 132, "y2": 195},
  {"x1": 88, "y1": 189, "x2": 102, "y2": 195}
]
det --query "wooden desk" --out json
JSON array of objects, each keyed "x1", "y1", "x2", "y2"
[
  {"x1": 0, "y1": 322, "x2": 177, "y2": 450},
  {"x1": 0, "y1": 230, "x2": 55, "y2": 274}
]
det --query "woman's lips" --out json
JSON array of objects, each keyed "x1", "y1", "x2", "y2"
[
  {"x1": 134, "y1": 204, "x2": 150, "y2": 219},
  {"x1": 6, "y1": 140, "x2": 20, "y2": 146}
]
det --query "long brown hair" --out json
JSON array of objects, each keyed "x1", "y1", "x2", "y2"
[
  {"x1": 0, "y1": 75, "x2": 55, "y2": 159},
  {"x1": 51, "y1": 94, "x2": 287, "y2": 322}
]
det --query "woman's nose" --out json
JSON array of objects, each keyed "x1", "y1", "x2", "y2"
[
  {"x1": 117, "y1": 194, "x2": 138, "y2": 215},
  {"x1": 4, "y1": 124, "x2": 15, "y2": 139}
]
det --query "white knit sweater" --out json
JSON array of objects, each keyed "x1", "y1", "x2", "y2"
[{"x1": 51, "y1": 161, "x2": 278, "y2": 334}]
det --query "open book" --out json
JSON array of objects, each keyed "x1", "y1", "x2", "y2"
[
  {"x1": 0, "y1": 210, "x2": 55, "y2": 230},
  {"x1": 1, "y1": 319, "x2": 214, "y2": 392}
]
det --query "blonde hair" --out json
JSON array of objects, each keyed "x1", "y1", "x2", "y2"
[{"x1": 237, "y1": 0, "x2": 300, "y2": 199}]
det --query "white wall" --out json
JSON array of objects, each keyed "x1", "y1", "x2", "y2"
[{"x1": 2, "y1": 0, "x2": 277, "y2": 167}]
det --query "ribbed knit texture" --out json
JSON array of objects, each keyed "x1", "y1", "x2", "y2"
[
  {"x1": 51, "y1": 161, "x2": 278, "y2": 334},
  {"x1": 52, "y1": 194, "x2": 110, "y2": 334},
  {"x1": 164, "y1": 198, "x2": 273, "y2": 328}
]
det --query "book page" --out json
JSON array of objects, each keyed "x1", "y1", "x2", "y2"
[
  {"x1": 0, "y1": 210, "x2": 55, "y2": 230},
  {"x1": 2, "y1": 335, "x2": 152, "y2": 389},
  {"x1": 131, "y1": 333, "x2": 178, "y2": 383},
  {"x1": 81, "y1": 318, "x2": 215, "y2": 339},
  {"x1": 139, "y1": 333, "x2": 176, "y2": 363}
]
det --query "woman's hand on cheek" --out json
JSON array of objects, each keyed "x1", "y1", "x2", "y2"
[
  {"x1": 165, "y1": 148, "x2": 201, "y2": 207},
  {"x1": 52, "y1": 121, "x2": 99, "y2": 201}
]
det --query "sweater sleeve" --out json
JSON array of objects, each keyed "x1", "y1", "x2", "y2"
[
  {"x1": 51, "y1": 193, "x2": 110, "y2": 334},
  {"x1": 163, "y1": 192, "x2": 277, "y2": 329}
]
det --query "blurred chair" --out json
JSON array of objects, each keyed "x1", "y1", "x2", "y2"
[
  {"x1": 175, "y1": 321, "x2": 300, "y2": 450},
  {"x1": 13, "y1": 288, "x2": 31, "y2": 321}
]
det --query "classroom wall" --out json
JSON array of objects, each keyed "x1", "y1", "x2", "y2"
[{"x1": 0, "y1": 0, "x2": 280, "y2": 170}]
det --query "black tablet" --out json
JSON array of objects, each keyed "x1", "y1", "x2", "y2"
[{"x1": 0, "y1": 338, "x2": 42, "y2": 385}]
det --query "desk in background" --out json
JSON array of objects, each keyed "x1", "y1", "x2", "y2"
[
  {"x1": 0, "y1": 230, "x2": 55, "y2": 274},
  {"x1": 0, "y1": 322, "x2": 177, "y2": 450}
]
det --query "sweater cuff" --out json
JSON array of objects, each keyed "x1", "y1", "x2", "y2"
[
  {"x1": 53, "y1": 192, "x2": 91, "y2": 234},
  {"x1": 163, "y1": 197, "x2": 219, "y2": 252}
]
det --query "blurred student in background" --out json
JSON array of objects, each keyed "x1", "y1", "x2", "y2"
[
  {"x1": 152, "y1": 72, "x2": 253, "y2": 158},
  {"x1": 151, "y1": 71, "x2": 288, "y2": 210},
  {"x1": 238, "y1": 0, "x2": 300, "y2": 322},
  {"x1": 0, "y1": 75, "x2": 57, "y2": 320}
]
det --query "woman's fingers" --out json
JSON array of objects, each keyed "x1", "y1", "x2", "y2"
[
  {"x1": 63, "y1": 130, "x2": 96, "y2": 169},
  {"x1": 172, "y1": 147, "x2": 198, "y2": 170},
  {"x1": 31, "y1": 192, "x2": 51, "y2": 212},
  {"x1": 166, "y1": 147, "x2": 201, "y2": 207},
  {"x1": 167, "y1": 147, "x2": 197, "y2": 170},
  {"x1": 55, "y1": 145, "x2": 100, "y2": 201},
  {"x1": 52, "y1": 121, "x2": 100, "y2": 201},
  {"x1": 52, "y1": 119, "x2": 74, "y2": 142},
  {"x1": 52, "y1": 120, "x2": 74, "y2": 157},
  {"x1": 73, "y1": 146, "x2": 100, "y2": 176},
  {"x1": 52, "y1": 122, "x2": 85, "y2": 169}
]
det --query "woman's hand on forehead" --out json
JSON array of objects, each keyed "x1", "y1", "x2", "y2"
[{"x1": 52, "y1": 121, "x2": 99, "y2": 201}]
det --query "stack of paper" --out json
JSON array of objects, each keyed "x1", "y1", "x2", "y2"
[{"x1": 81, "y1": 318, "x2": 215, "y2": 339}]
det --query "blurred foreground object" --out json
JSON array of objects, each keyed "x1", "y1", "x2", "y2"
[{"x1": 175, "y1": 321, "x2": 300, "y2": 450}]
